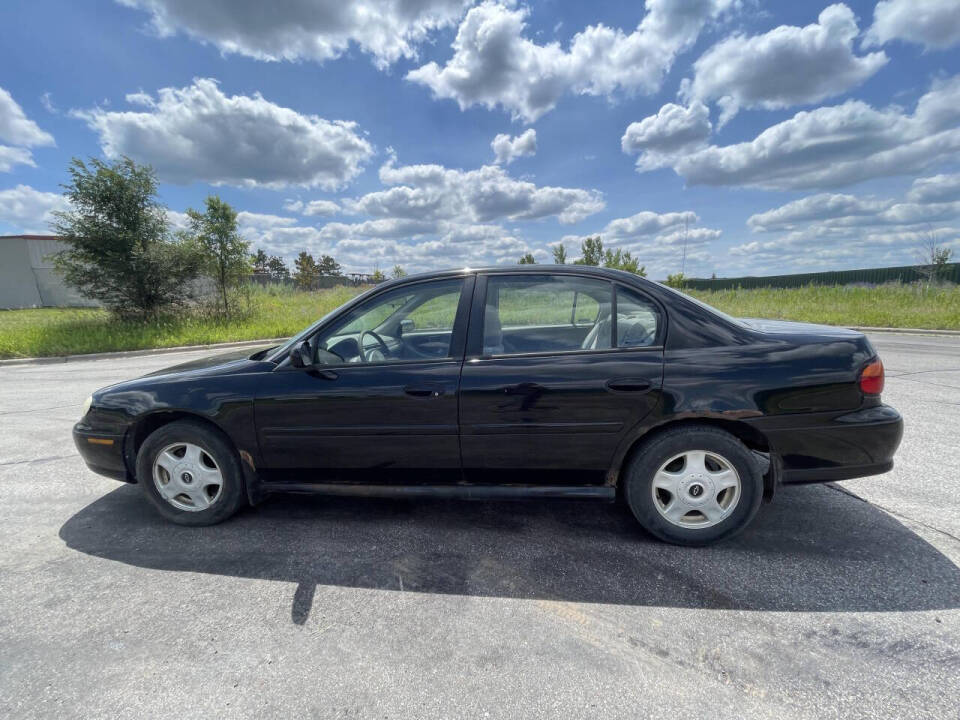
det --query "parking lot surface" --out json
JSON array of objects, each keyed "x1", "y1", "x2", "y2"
[{"x1": 1, "y1": 333, "x2": 958, "y2": 719}]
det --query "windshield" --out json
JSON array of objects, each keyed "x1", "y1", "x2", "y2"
[{"x1": 655, "y1": 283, "x2": 749, "y2": 328}]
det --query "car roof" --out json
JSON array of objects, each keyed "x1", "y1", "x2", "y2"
[{"x1": 380, "y1": 264, "x2": 652, "y2": 289}]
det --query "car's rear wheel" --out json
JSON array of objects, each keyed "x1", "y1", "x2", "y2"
[
  {"x1": 623, "y1": 426, "x2": 762, "y2": 546},
  {"x1": 136, "y1": 420, "x2": 246, "y2": 526}
]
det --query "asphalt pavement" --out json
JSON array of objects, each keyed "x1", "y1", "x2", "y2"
[{"x1": 0, "y1": 333, "x2": 958, "y2": 719}]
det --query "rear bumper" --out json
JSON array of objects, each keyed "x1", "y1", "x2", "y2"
[
  {"x1": 72, "y1": 424, "x2": 133, "y2": 482},
  {"x1": 758, "y1": 405, "x2": 903, "y2": 485}
]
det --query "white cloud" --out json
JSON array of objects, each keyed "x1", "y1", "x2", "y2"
[
  {"x1": 77, "y1": 78, "x2": 374, "y2": 190},
  {"x1": 236, "y1": 211, "x2": 299, "y2": 230},
  {"x1": 907, "y1": 173, "x2": 960, "y2": 204},
  {"x1": 865, "y1": 0, "x2": 960, "y2": 50},
  {"x1": 283, "y1": 199, "x2": 342, "y2": 217},
  {"x1": 407, "y1": 0, "x2": 734, "y2": 122},
  {"x1": 625, "y1": 74, "x2": 960, "y2": 190},
  {"x1": 747, "y1": 194, "x2": 893, "y2": 231},
  {"x1": 0, "y1": 146, "x2": 36, "y2": 173},
  {"x1": 344, "y1": 155, "x2": 604, "y2": 225},
  {"x1": 620, "y1": 101, "x2": 711, "y2": 170},
  {"x1": 602, "y1": 210, "x2": 699, "y2": 242},
  {"x1": 686, "y1": 4, "x2": 887, "y2": 124},
  {"x1": 491, "y1": 128, "x2": 537, "y2": 165},
  {"x1": 116, "y1": 0, "x2": 470, "y2": 69},
  {"x1": 0, "y1": 87, "x2": 55, "y2": 148},
  {"x1": 0, "y1": 185, "x2": 68, "y2": 233}
]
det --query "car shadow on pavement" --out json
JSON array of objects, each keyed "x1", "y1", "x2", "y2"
[{"x1": 60, "y1": 483, "x2": 960, "y2": 624}]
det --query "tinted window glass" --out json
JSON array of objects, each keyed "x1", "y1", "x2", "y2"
[
  {"x1": 315, "y1": 279, "x2": 463, "y2": 363},
  {"x1": 616, "y1": 286, "x2": 660, "y2": 347},
  {"x1": 483, "y1": 275, "x2": 613, "y2": 356}
]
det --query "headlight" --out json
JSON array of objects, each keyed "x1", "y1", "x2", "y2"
[{"x1": 81, "y1": 395, "x2": 93, "y2": 418}]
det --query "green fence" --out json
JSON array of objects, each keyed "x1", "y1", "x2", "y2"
[{"x1": 684, "y1": 262, "x2": 960, "y2": 291}]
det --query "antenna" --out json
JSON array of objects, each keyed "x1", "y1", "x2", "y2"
[{"x1": 680, "y1": 217, "x2": 689, "y2": 276}]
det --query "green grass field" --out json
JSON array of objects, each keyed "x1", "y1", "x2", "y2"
[{"x1": 1, "y1": 282, "x2": 958, "y2": 359}]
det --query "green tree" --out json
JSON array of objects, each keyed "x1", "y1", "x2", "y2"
[
  {"x1": 51, "y1": 157, "x2": 201, "y2": 319},
  {"x1": 267, "y1": 255, "x2": 289, "y2": 280},
  {"x1": 665, "y1": 272, "x2": 686, "y2": 288},
  {"x1": 518, "y1": 252, "x2": 536, "y2": 264},
  {"x1": 392, "y1": 264, "x2": 407, "y2": 279},
  {"x1": 573, "y1": 236, "x2": 604, "y2": 266},
  {"x1": 251, "y1": 249, "x2": 269, "y2": 274},
  {"x1": 552, "y1": 244, "x2": 567, "y2": 264},
  {"x1": 603, "y1": 248, "x2": 646, "y2": 276},
  {"x1": 371, "y1": 266, "x2": 387, "y2": 282},
  {"x1": 294, "y1": 251, "x2": 320, "y2": 289},
  {"x1": 317, "y1": 254, "x2": 342, "y2": 276},
  {"x1": 185, "y1": 195, "x2": 251, "y2": 316}
]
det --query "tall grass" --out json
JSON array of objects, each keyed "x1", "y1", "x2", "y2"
[
  {"x1": 687, "y1": 283, "x2": 960, "y2": 330},
  {"x1": 1, "y1": 282, "x2": 957, "y2": 359},
  {"x1": 0, "y1": 284, "x2": 364, "y2": 359}
]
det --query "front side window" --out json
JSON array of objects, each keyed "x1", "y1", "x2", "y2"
[
  {"x1": 312, "y1": 278, "x2": 463, "y2": 364},
  {"x1": 482, "y1": 275, "x2": 613, "y2": 356}
]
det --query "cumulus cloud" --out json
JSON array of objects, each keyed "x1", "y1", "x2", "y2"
[
  {"x1": 685, "y1": 4, "x2": 887, "y2": 124},
  {"x1": 344, "y1": 155, "x2": 605, "y2": 224},
  {"x1": 491, "y1": 128, "x2": 536, "y2": 165},
  {"x1": 0, "y1": 146, "x2": 35, "y2": 173},
  {"x1": 77, "y1": 78, "x2": 374, "y2": 190},
  {"x1": 624, "y1": 74, "x2": 960, "y2": 190},
  {"x1": 283, "y1": 199, "x2": 342, "y2": 217},
  {"x1": 116, "y1": 0, "x2": 470, "y2": 69},
  {"x1": 747, "y1": 194, "x2": 894, "y2": 231},
  {"x1": 906, "y1": 173, "x2": 960, "y2": 204},
  {"x1": 620, "y1": 101, "x2": 711, "y2": 170},
  {"x1": 407, "y1": 0, "x2": 734, "y2": 122},
  {"x1": 0, "y1": 87, "x2": 55, "y2": 148},
  {"x1": 865, "y1": 0, "x2": 960, "y2": 50},
  {"x1": 0, "y1": 184, "x2": 68, "y2": 233}
]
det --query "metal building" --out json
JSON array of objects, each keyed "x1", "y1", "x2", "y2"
[{"x1": 0, "y1": 235, "x2": 96, "y2": 308}]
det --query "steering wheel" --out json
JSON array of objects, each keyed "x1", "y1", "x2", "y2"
[{"x1": 358, "y1": 330, "x2": 391, "y2": 362}]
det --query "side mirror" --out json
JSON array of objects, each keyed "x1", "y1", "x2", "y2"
[
  {"x1": 289, "y1": 340, "x2": 312, "y2": 369},
  {"x1": 399, "y1": 318, "x2": 415, "y2": 336}
]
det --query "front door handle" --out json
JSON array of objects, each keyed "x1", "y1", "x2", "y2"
[
  {"x1": 606, "y1": 378, "x2": 652, "y2": 393},
  {"x1": 404, "y1": 384, "x2": 445, "y2": 398}
]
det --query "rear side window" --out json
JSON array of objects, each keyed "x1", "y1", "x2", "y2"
[
  {"x1": 482, "y1": 275, "x2": 613, "y2": 356},
  {"x1": 616, "y1": 286, "x2": 661, "y2": 347}
]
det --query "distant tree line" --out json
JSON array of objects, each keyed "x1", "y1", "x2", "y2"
[{"x1": 520, "y1": 236, "x2": 646, "y2": 276}]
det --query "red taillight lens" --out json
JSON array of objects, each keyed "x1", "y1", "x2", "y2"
[{"x1": 860, "y1": 358, "x2": 884, "y2": 395}]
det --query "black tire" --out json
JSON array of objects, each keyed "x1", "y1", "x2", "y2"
[
  {"x1": 622, "y1": 426, "x2": 762, "y2": 546},
  {"x1": 135, "y1": 419, "x2": 246, "y2": 526}
]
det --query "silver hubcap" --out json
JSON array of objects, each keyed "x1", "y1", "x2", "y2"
[
  {"x1": 651, "y1": 450, "x2": 741, "y2": 528},
  {"x1": 152, "y1": 442, "x2": 223, "y2": 512}
]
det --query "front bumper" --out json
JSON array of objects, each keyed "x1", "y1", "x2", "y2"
[
  {"x1": 753, "y1": 404, "x2": 903, "y2": 484},
  {"x1": 73, "y1": 423, "x2": 133, "y2": 482}
]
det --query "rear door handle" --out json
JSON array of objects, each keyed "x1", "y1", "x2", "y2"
[
  {"x1": 404, "y1": 384, "x2": 445, "y2": 397},
  {"x1": 606, "y1": 378, "x2": 652, "y2": 393}
]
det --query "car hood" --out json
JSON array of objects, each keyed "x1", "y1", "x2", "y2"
[{"x1": 142, "y1": 345, "x2": 277, "y2": 378}]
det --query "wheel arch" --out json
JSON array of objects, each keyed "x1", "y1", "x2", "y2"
[{"x1": 610, "y1": 417, "x2": 777, "y2": 501}]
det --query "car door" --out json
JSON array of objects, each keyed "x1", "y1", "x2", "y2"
[
  {"x1": 254, "y1": 275, "x2": 473, "y2": 485},
  {"x1": 459, "y1": 272, "x2": 664, "y2": 485}
]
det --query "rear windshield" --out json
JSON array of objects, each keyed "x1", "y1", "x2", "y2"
[{"x1": 655, "y1": 283, "x2": 749, "y2": 329}]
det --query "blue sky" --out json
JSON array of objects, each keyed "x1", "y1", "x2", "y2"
[{"x1": 1, "y1": 0, "x2": 959, "y2": 278}]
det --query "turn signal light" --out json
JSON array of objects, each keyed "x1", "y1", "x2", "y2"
[{"x1": 860, "y1": 358, "x2": 884, "y2": 396}]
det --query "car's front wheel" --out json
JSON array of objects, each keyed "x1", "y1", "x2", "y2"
[
  {"x1": 623, "y1": 426, "x2": 763, "y2": 546},
  {"x1": 136, "y1": 420, "x2": 246, "y2": 526}
]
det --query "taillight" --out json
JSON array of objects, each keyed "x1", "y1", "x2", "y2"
[{"x1": 860, "y1": 358, "x2": 884, "y2": 395}]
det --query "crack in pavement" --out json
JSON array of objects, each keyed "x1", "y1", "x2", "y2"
[
  {"x1": 826, "y1": 483, "x2": 960, "y2": 545},
  {"x1": 0, "y1": 404, "x2": 80, "y2": 417},
  {"x1": 0, "y1": 453, "x2": 79, "y2": 467}
]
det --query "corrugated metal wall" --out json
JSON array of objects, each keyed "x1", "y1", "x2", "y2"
[
  {"x1": 0, "y1": 237, "x2": 98, "y2": 308},
  {"x1": 683, "y1": 262, "x2": 960, "y2": 291}
]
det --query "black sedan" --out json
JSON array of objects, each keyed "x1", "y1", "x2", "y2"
[{"x1": 73, "y1": 266, "x2": 903, "y2": 545}]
